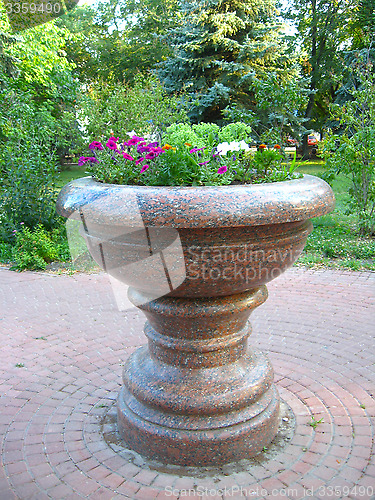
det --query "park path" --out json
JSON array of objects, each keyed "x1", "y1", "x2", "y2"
[{"x1": 0, "y1": 266, "x2": 374, "y2": 500}]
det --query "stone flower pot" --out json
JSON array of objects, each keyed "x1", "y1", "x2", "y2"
[{"x1": 56, "y1": 174, "x2": 335, "y2": 466}]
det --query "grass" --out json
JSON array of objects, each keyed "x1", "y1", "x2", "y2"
[
  {"x1": 56, "y1": 164, "x2": 87, "y2": 190},
  {"x1": 295, "y1": 162, "x2": 375, "y2": 271}
]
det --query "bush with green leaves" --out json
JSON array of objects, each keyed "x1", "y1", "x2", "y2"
[
  {"x1": 10, "y1": 224, "x2": 70, "y2": 271},
  {"x1": 0, "y1": 142, "x2": 59, "y2": 243},
  {"x1": 320, "y1": 63, "x2": 375, "y2": 236},
  {"x1": 79, "y1": 75, "x2": 189, "y2": 141}
]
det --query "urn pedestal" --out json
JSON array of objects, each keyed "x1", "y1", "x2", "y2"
[{"x1": 57, "y1": 175, "x2": 335, "y2": 466}]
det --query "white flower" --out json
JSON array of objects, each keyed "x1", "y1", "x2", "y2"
[
  {"x1": 229, "y1": 141, "x2": 241, "y2": 151},
  {"x1": 126, "y1": 130, "x2": 137, "y2": 137},
  {"x1": 216, "y1": 140, "x2": 250, "y2": 155},
  {"x1": 216, "y1": 141, "x2": 231, "y2": 155},
  {"x1": 239, "y1": 140, "x2": 251, "y2": 151}
]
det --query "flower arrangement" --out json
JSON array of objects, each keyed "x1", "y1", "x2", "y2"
[{"x1": 79, "y1": 123, "x2": 301, "y2": 186}]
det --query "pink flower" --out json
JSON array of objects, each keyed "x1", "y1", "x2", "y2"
[
  {"x1": 137, "y1": 145, "x2": 151, "y2": 154},
  {"x1": 145, "y1": 151, "x2": 157, "y2": 160},
  {"x1": 123, "y1": 153, "x2": 135, "y2": 161},
  {"x1": 140, "y1": 164, "x2": 150, "y2": 173},
  {"x1": 106, "y1": 139, "x2": 118, "y2": 150},
  {"x1": 145, "y1": 147, "x2": 163, "y2": 160},
  {"x1": 89, "y1": 141, "x2": 104, "y2": 150},
  {"x1": 190, "y1": 147, "x2": 206, "y2": 153},
  {"x1": 135, "y1": 157, "x2": 145, "y2": 165},
  {"x1": 78, "y1": 156, "x2": 89, "y2": 166},
  {"x1": 199, "y1": 161, "x2": 210, "y2": 166},
  {"x1": 87, "y1": 157, "x2": 99, "y2": 163},
  {"x1": 124, "y1": 135, "x2": 144, "y2": 147},
  {"x1": 217, "y1": 165, "x2": 228, "y2": 174}
]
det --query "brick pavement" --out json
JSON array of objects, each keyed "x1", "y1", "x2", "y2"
[{"x1": 0, "y1": 266, "x2": 374, "y2": 500}]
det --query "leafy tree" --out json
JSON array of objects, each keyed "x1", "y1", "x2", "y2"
[
  {"x1": 58, "y1": 0, "x2": 179, "y2": 84},
  {"x1": 284, "y1": 0, "x2": 353, "y2": 157},
  {"x1": 224, "y1": 69, "x2": 311, "y2": 144},
  {"x1": 78, "y1": 74, "x2": 189, "y2": 141},
  {"x1": 0, "y1": 9, "x2": 81, "y2": 158},
  {"x1": 158, "y1": 0, "x2": 291, "y2": 123},
  {"x1": 348, "y1": 0, "x2": 375, "y2": 50},
  {"x1": 320, "y1": 53, "x2": 375, "y2": 236}
]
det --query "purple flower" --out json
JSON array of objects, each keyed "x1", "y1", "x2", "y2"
[
  {"x1": 78, "y1": 156, "x2": 89, "y2": 166},
  {"x1": 135, "y1": 157, "x2": 145, "y2": 165},
  {"x1": 89, "y1": 141, "x2": 104, "y2": 151},
  {"x1": 148, "y1": 142, "x2": 158, "y2": 148},
  {"x1": 87, "y1": 157, "x2": 99, "y2": 163},
  {"x1": 140, "y1": 164, "x2": 150, "y2": 173},
  {"x1": 217, "y1": 165, "x2": 228, "y2": 174},
  {"x1": 123, "y1": 152, "x2": 135, "y2": 161},
  {"x1": 199, "y1": 161, "x2": 210, "y2": 166}
]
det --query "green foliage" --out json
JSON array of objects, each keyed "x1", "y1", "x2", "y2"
[
  {"x1": 0, "y1": 11, "x2": 81, "y2": 160},
  {"x1": 0, "y1": 142, "x2": 59, "y2": 242},
  {"x1": 237, "y1": 147, "x2": 302, "y2": 184},
  {"x1": 320, "y1": 61, "x2": 375, "y2": 236},
  {"x1": 58, "y1": 0, "x2": 179, "y2": 84},
  {"x1": 79, "y1": 75, "x2": 189, "y2": 141},
  {"x1": 10, "y1": 225, "x2": 70, "y2": 271},
  {"x1": 158, "y1": 0, "x2": 293, "y2": 122},
  {"x1": 241, "y1": 72, "x2": 311, "y2": 144},
  {"x1": 11, "y1": 226, "x2": 57, "y2": 271},
  {"x1": 0, "y1": 242, "x2": 12, "y2": 262},
  {"x1": 283, "y1": 0, "x2": 361, "y2": 159},
  {"x1": 217, "y1": 123, "x2": 253, "y2": 144}
]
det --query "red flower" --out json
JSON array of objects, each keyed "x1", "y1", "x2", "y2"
[
  {"x1": 274, "y1": 144, "x2": 281, "y2": 149},
  {"x1": 259, "y1": 144, "x2": 267, "y2": 150}
]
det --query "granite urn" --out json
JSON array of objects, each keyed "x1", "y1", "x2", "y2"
[{"x1": 56, "y1": 174, "x2": 335, "y2": 466}]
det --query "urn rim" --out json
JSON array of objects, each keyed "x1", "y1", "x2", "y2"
[{"x1": 56, "y1": 174, "x2": 335, "y2": 228}]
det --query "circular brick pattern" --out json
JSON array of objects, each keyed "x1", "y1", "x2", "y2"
[{"x1": 0, "y1": 267, "x2": 374, "y2": 499}]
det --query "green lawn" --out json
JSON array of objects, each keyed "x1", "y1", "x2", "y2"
[
  {"x1": 295, "y1": 162, "x2": 375, "y2": 271},
  {"x1": 56, "y1": 164, "x2": 87, "y2": 190}
]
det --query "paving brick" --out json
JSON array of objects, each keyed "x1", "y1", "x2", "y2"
[{"x1": 0, "y1": 267, "x2": 374, "y2": 500}]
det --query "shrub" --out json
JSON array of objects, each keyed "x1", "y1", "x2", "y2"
[
  {"x1": 0, "y1": 142, "x2": 59, "y2": 242},
  {"x1": 10, "y1": 224, "x2": 70, "y2": 271}
]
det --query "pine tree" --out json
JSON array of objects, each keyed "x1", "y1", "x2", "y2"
[{"x1": 158, "y1": 0, "x2": 289, "y2": 123}]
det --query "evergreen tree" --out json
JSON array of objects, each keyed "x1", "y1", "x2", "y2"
[{"x1": 158, "y1": 0, "x2": 290, "y2": 123}]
